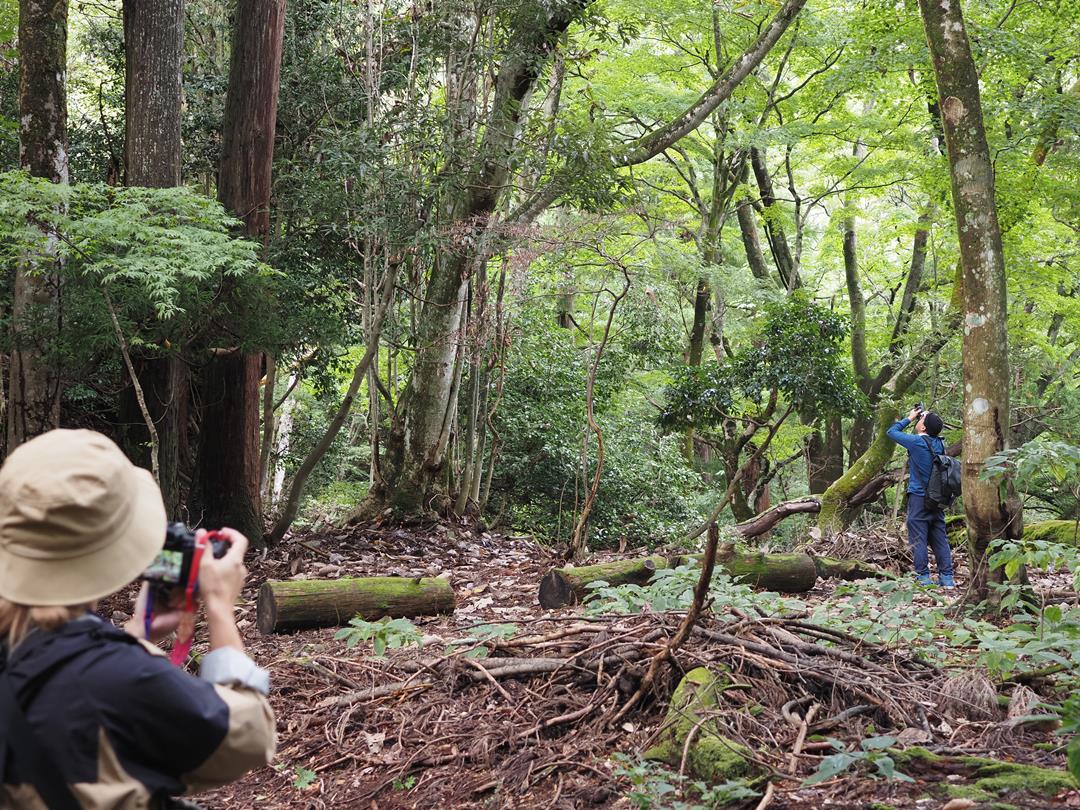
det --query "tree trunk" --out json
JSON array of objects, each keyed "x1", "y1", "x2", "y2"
[
  {"x1": 538, "y1": 556, "x2": 669, "y2": 608},
  {"x1": 370, "y1": 3, "x2": 586, "y2": 517},
  {"x1": 750, "y1": 146, "x2": 799, "y2": 290},
  {"x1": 123, "y1": 0, "x2": 186, "y2": 514},
  {"x1": 918, "y1": 0, "x2": 1021, "y2": 600},
  {"x1": 198, "y1": 0, "x2": 285, "y2": 541},
  {"x1": 199, "y1": 350, "x2": 264, "y2": 536},
  {"x1": 736, "y1": 187, "x2": 772, "y2": 281},
  {"x1": 7, "y1": 0, "x2": 67, "y2": 453},
  {"x1": 806, "y1": 415, "x2": 844, "y2": 494},
  {"x1": 124, "y1": 0, "x2": 182, "y2": 187},
  {"x1": 687, "y1": 277, "x2": 710, "y2": 367},
  {"x1": 257, "y1": 576, "x2": 455, "y2": 634}
]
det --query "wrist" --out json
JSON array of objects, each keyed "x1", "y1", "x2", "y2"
[
  {"x1": 204, "y1": 596, "x2": 244, "y2": 652},
  {"x1": 204, "y1": 598, "x2": 238, "y2": 627}
]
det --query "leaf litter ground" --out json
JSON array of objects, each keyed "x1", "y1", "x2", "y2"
[{"x1": 101, "y1": 520, "x2": 1080, "y2": 809}]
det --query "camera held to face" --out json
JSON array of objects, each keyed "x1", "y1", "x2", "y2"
[
  {"x1": 143, "y1": 522, "x2": 230, "y2": 590},
  {"x1": 912, "y1": 402, "x2": 925, "y2": 416}
]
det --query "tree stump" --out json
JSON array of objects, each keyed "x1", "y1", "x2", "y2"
[{"x1": 257, "y1": 576, "x2": 455, "y2": 634}]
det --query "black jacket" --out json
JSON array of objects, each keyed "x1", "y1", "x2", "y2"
[{"x1": 1, "y1": 615, "x2": 274, "y2": 809}]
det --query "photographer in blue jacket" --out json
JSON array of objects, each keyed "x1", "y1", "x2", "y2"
[{"x1": 887, "y1": 406, "x2": 956, "y2": 588}]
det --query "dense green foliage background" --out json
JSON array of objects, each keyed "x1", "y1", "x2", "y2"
[{"x1": 0, "y1": 0, "x2": 1076, "y2": 548}]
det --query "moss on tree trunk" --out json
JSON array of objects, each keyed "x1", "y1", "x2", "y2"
[{"x1": 817, "y1": 405, "x2": 899, "y2": 535}]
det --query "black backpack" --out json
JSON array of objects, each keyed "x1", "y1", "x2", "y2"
[{"x1": 915, "y1": 436, "x2": 962, "y2": 510}]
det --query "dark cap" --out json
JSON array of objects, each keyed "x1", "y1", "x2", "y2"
[{"x1": 923, "y1": 412, "x2": 943, "y2": 436}]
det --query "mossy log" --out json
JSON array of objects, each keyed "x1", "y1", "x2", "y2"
[
  {"x1": 539, "y1": 550, "x2": 820, "y2": 608},
  {"x1": 702, "y1": 547, "x2": 819, "y2": 592},
  {"x1": 538, "y1": 556, "x2": 668, "y2": 609},
  {"x1": 643, "y1": 667, "x2": 756, "y2": 783},
  {"x1": 257, "y1": 576, "x2": 455, "y2": 634},
  {"x1": 1022, "y1": 520, "x2": 1080, "y2": 546},
  {"x1": 893, "y1": 746, "x2": 1077, "y2": 797},
  {"x1": 946, "y1": 518, "x2": 1079, "y2": 547},
  {"x1": 811, "y1": 556, "x2": 894, "y2": 581}
]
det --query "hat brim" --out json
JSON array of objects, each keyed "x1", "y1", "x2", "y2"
[{"x1": 1, "y1": 468, "x2": 166, "y2": 606}]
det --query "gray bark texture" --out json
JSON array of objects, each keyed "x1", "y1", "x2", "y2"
[
  {"x1": 122, "y1": 0, "x2": 186, "y2": 514},
  {"x1": 7, "y1": 0, "x2": 68, "y2": 452},
  {"x1": 124, "y1": 0, "x2": 183, "y2": 187},
  {"x1": 918, "y1": 0, "x2": 1021, "y2": 598}
]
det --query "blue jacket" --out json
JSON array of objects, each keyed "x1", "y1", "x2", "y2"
[{"x1": 887, "y1": 418, "x2": 945, "y2": 496}]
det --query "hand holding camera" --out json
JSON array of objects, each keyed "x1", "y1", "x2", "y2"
[
  {"x1": 907, "y1": 402, "x2": 925, "y2": 422},
  {"x1": 127, "y1": 524, "x2": 249, "y2": 656}
]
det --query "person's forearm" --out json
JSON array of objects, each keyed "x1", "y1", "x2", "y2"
[{"x1": 205, "y1": 598, "x2": 245, "y2": 652}]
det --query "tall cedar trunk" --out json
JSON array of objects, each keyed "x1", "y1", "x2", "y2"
[
  {"x1": 124, "y1": 0, "x2": 182, "y2": 187},
  {"x1": 122, "y1": 0, "x2": 186, "y2": 515},
  {"x1": 199, "y1": 0, "x2": 285, "y2": 541},
  {"x1": 7, "y1": 0, "x2": 67, "y2": 453},
  {"x1": 918, "y1": 0, "x2": 1020, "y2": 600}
]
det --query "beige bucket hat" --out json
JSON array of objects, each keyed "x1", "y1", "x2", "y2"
[{"x1": 0, "y1": 429, "x2": 166, "y2": 606}]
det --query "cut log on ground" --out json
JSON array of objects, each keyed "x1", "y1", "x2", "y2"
[
  {"x1": 538, "y1": 555, "x2": 668, "y2": 609},
  {"x1": 257, "y1": 576, "x2": 455, "y2": 634},
  {"x1": 668, "y1": 548, "x2": 820, "y2": 593},
  {"x1": 538, "y1": 547, "x2": 894, "y2": 608},
  {"x1": 540, "y1": 550, "x2": 816, "y2": 608}
]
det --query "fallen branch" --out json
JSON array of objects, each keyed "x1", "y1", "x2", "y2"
[{"x1": 608, "y1": 522, "x2": 721, "y2": 725}]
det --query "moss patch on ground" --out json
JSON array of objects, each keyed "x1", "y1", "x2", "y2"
[{"x1": 643, "y1": 667, "x2": 755, "y2": 783}]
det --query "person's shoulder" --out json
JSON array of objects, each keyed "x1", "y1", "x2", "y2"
[{"x1": 79, "y1": 624, "x2": 184, "y2": 687}]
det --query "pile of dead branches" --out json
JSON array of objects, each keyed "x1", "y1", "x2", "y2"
[{"x1": 288, "y1": 599, "x2": 942, "y2": 805}]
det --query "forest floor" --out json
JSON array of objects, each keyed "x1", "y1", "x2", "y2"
[{"x1": 109, "y1": 519, "x2": 1080, "y2": 810}]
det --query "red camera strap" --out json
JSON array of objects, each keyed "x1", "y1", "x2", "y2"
[{"x1": 169, "y1": 533, "x2": 209, "y2": 666}]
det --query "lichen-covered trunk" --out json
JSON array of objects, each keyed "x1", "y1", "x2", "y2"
[
  {"x1": 197, "y1": 0, "x2": 285, "y2": 542},
  {"x1": 368, "y1": 2, "x2": 586, "y2": 518},
  {"x1": 7, "y1": 0, "x2": 68, "y2": 453},
  {"x1": 123, "y1": 0, "x2": 186, "y2": 513},
  {"x1": 818, "y1": 405, "x2": 899, "y2": 533},
  {"x1": 378, "y1": 252, "x2": 470, "y2": 515},
  {"x1": 918, "y1": 0, "x2": 1021, "y2": 600}
]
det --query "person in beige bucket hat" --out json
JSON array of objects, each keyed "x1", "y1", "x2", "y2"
[{"x1": 0, "y1": 430, "x2": 275, "y2": 809}]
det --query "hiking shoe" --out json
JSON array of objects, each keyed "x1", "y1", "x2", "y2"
[
  {"x1": 937, "y1": 574, "x2": 956, "y2": 588},
  {"x1": 916, "y1": 573, "x2": 933, "y2": 586}
]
